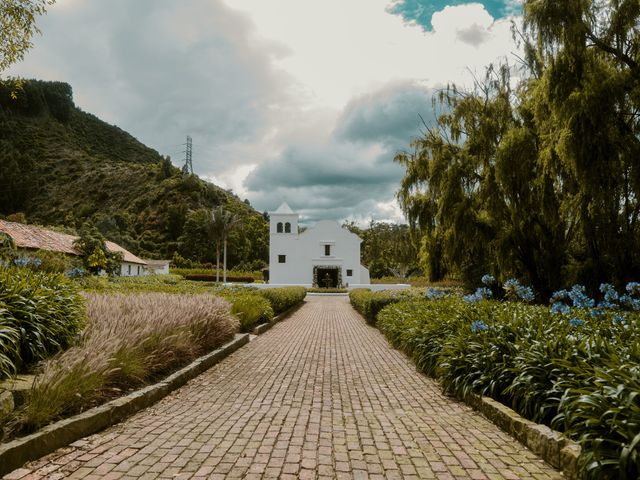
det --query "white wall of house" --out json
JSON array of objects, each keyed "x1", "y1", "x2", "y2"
[
  {"x1": 269, "y1": 204, "x2": 370, "y2": 286},
  {"x1": 120, "y1": 262, "x2": 146, "y2": 277},
  {"x1": 145, "y1": 263, "x2": 170, "y2": 275}
]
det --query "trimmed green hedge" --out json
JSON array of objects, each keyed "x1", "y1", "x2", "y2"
[
  {"x1": 349, "y1": 288, "x2": 418, "y2": 324},
  {"x1": 376, "y1": 297, "x2": 640, "y2": 479},
  {"x1": 229, "y1": 294, "x2": 274, "y2": 332},
  {"x1": 0, "y1": 267, "x2": 85, "y2": 378},
  {"x1": 257, "y1": 287, "x2": 306, "y2": 315}
]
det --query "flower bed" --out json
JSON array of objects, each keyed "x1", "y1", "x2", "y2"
[
  {"x1": 369, "y1": 281, "x2": 640, "y2": 479},
  {"x1": 2, "y1": 292, "x2": 238, "y2": 439}
]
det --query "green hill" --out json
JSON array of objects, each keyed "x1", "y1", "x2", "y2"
[{"x1": 0, "y1": 80, "x2": 268, "y2": 268}]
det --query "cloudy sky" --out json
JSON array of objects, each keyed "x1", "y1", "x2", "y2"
[{"x1": 8, "y1": 0, "x2": 523, "y2": 224}]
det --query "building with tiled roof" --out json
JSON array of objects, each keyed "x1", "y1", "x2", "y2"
[{"x1": 0, "y1": 219, "x2": 147, "y2": 276}]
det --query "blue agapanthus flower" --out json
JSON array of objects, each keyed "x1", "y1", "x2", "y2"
[
  {"x1": 463, "y1": 287, "x2": 492, "y2": 303},
  {"x1": 13, "y1": 256, "x2": 30, "y2": 267},
  {"x1": 569, "y1": 318, "x2": 585, "y2": 327},
  {"x1": 65, "y1": 267, "x2": 85, "y2": 278},
  {"x1": 598, "y1": 300, "x2": 617, "y2": 310},
  {"x1": 568, "y1": 285, "x2": 595, "y2": 309},
  {"x1": 620, "y1": 294, "x2": 640, "y2": 311},
  {"x1": 613, "y1": 314, "x2": 626, "y2": 324},
  {"x1": 550, "y1": 289, "x2": 569, "y2": 303},
  {"x1": 504, "y1": 278, "x2": 520, "y2": 289},
  {"x1": 481, "y1": 274, "x2": 495, "y2": 286},
  {"x1": 551, "y1": 302, "x2": 570, "y2": 315},
  {"x1": 626, "y1": 282, "x2": 640, "y2": 295},
  {"x1": 516, "y1": 285, "x2": 535, "y2": 302},
  {"x1": 425, "y1": 287, "x2": 446, "y2": 300},
  {"x1": 471, "y1": 320, "x2": 489, "y2": 333},
  {"x1": 599, "y1": 283, "x2": 619, "y2": 303}
]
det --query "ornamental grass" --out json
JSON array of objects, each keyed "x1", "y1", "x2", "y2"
[{"x1": 9, "y1": 292, "x2": 238, "y2": 436}]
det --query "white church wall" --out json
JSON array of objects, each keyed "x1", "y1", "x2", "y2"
[{"x1": 268, "y1": 203, "x2": 370, "y2": 286}]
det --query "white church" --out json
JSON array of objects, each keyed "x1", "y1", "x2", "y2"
[{"x1": 268, "y1": 203, "x2": 370, "y2": 287}]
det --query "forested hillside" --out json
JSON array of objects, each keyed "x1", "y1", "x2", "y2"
[{"x1": 0, "y1": 80, "x2": 268, "y2": 267}]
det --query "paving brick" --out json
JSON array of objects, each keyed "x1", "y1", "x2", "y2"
[{"x1": 5, "y1": 297, "x2": 561, "y2": 479}]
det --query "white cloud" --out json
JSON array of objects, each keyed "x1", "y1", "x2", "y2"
[{"x1": 8, "y1": 0, "x2": 522, "y2": 224}]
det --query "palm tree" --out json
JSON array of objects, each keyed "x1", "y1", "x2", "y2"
[{"x1": 210, "y1": 206, "x2": 240, "y2": 283}]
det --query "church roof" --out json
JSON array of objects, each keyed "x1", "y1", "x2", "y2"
[{"x1": 273, "y1": 202, "x2": 295, "y2": 214}]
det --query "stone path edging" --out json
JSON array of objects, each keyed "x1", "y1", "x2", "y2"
[
  {"x1": 0, "y1": 333, "x2": 250, "y2": 477},
  {"x1": 466, "y1": 394, "x2": 582, "y2": 479}
]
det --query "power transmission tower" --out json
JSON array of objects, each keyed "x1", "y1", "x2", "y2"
[{"x1": 182, "y1": 135, "x2": 193, "y2": 174}]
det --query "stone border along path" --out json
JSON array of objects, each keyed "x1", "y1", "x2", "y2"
[{"x1": 5, "y1": 296, "x2": 562, "y2": 480}]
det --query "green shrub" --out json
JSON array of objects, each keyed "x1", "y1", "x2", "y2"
[
  {"x1": 0, "y1": 266, "x2": 85, "y2": 378},
  {"x1": 228, "y1": 294, "x2": 274, "y2": 332},
  {"x1": 376, "y1": 297, "x2": 640, "y2": 479},
  {"x1": 257, "y1": 287, "x2": 306, "y2": 315},
  {"x1": 349, "y1": 289, "x2": 418, "y2": 324}
]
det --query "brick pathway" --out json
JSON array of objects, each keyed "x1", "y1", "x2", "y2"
[{"x1": 6, "y1": 296, "x2": 562, "y2": 480}]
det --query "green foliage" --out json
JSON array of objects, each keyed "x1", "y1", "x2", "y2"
[
  {"x1": 0, "y1": 266, "x2": 85, "y2": 378},
  {"x1": 376, "y1": 297, "x2": 640, "y2": 479},
  {"x1": 343, "y1": 220, "x2": 420, "y2": 279},
  {"x1": 228, "y1": 294, "x2": 273, "y2": 332},
  {"x1": 77, "y1": 274, "x2": 214, "y2": 295},
  {"x1": 257, "y1": 287, "x2": 306, "y2": 315},
  {"x1": 396, "y1": 1, "x2": 640, "y2": 295},
  {"x1": 73, "y1": 223, "x2": 122, "y2": 275},
  {"x1": 349, "y1": 288, "x2": 420, "y2": 324},
  {"x1": 0, "y1": 1, "x2": 54, "y2": 73},
  {"x1": 0, "y1": 80, "x2": 268, "y2": 267}
]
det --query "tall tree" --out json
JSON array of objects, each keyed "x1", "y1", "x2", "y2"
[{"x1": 210, "y1": 206, "x2": 240, "y2": 282}]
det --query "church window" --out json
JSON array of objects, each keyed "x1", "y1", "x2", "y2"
[
  {"x1": 346, "y1": 269, "x2": 353, "y2": 277},
  {"x1": 128, "y1": 264, "x2": 131, "y2": 275},
  {"x1": 277, "y1": 222, "x2": 283, "y2": 233},
  {"x1": 324, "y1": 244, "x2": 331, "y2": 256},
  {"x1": 278, "y1": 255, "x2": 286, "y2": 263},
  {"x1": 285, "y1": 222, "x2": 291, "y2": 233}
]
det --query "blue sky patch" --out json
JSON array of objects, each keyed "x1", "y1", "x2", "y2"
[{"x1": 387, "y1": 1, "x2": 521, "y2": 30}]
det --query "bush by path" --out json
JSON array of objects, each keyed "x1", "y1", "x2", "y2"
[
  {"x1": 349, "y1": 288, "x2": 422, "y2": 324},
  {"x1": 0, "y1": 267, "x2": 85, "y2": 379},
  {"x1": 376, "y1": 296, "x2": 640, "y2": 479},
  {"x1": 257, "y1": 287, "x2": 306, "y2": 315}
]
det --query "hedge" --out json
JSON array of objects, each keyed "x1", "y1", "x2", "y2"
[
  {"x1": 0, "y1": 266, "x2": 85, "y2": 379},
  {"x1": 376, "y1": 297, "x2": 640, "y2": 479},
  {"x1": 348, "y1": 288, "x2": 418, "y2": 324},
  {"x1": 185, "y1": 274, "x2": 255, "y2": 283},
  {"x1": 228, "y1": 294, "x2": 273, "y2": 332},
  {"x1": 257, "y1": 287, "x2": 306, "y2": 315}
]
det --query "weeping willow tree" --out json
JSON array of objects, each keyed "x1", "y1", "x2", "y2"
[{"x1": 396, "y1": 0, "x2": 640, "y2": 295}]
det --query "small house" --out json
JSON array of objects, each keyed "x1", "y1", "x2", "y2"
[{"x1": 0, "y1": 219, "x2": 147, "y2": 276}]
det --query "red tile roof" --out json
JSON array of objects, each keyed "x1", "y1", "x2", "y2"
[{"x1": 0, "y1": 219, "x2": 146, "y2": 265}]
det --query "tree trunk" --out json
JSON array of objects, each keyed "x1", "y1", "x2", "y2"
[
  {"x1": 216, "y1": 243, "x2": 220, "y2": 282},
  {"x1": 223, "y1": 238, "x2": 227, "y2": 284}
]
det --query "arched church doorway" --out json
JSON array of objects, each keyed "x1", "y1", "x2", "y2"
[{"x1": 313, "y1": 265, "x2": 342, "y2": 288}]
